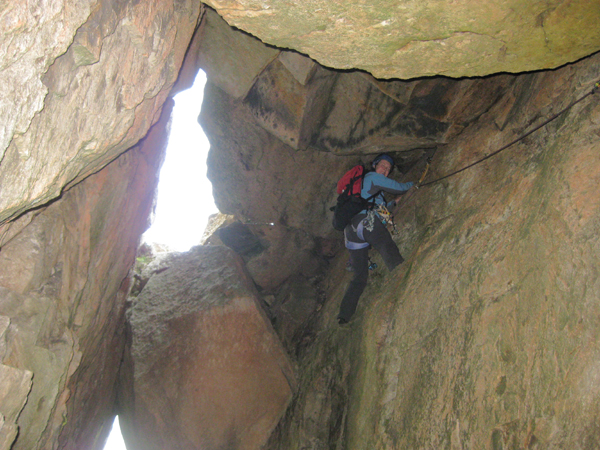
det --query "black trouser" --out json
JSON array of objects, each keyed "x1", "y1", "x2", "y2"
[{"x1": 338, "y1": 213, "x2": 404, "y2": 322}]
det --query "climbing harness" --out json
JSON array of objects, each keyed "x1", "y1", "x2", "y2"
[
  {"x1": 418, "y1": 80, "x2": 600, "y2": 188},
  {"x1": 344, "y1": 210, "x2": 379, "y2": 249}
]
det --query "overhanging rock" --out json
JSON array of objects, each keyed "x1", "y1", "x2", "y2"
[{"x1": 203, "y1": 0, "x2": 600, "y2": 79}]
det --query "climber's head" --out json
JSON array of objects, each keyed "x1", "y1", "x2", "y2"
[{"x1": 372, "y1": 153, "x2": 394, "y2": 177}]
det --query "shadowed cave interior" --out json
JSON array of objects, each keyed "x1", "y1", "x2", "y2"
[{"x1": 1, "y1": 3, "x2": 600, "y2": 450}]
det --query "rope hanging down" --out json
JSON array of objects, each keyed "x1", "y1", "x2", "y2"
[{"x1": 419, "y1": 81, "x2": 600, "y2": 188}]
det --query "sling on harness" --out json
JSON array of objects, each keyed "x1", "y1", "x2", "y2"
[
  {"x1": 345, "y1": 217, "x2": 370, "y2": 250},
  {"x1": 375, "y1": 204, "x2": 392, "y2": 225},
  {"x1": 376, "y1": 203, "x2": 398, "y2": 235}
]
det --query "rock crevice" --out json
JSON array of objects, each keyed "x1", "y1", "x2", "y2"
[{"x1": 0, "y1": 2, "x2": 599, "y2": 450}]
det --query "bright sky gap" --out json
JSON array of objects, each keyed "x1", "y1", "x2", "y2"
[
  {"x1": 142, "y1": 69, "x2": 217, "y2": 252},
  {"x1": 104, "y1": 70, "x2": 215, "y2": 449}
]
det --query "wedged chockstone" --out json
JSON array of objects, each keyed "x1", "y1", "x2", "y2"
[
  {"x1": 217, "y1": 221, "x2": 266, "y2": 258},
  {"x1": 203, "y1": 0, "x2": 600, "y2": 79},
  {"x1": 120, "y1": 245, "x2": 296, "y2": 450}
]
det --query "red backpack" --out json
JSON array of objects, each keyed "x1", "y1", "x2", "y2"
[
  {"x1": 331, "y1": 165, "x2": 380, "y2": 231},
  {"x1": 336, "y1": 165, "x2": 365, "y2": 196}
]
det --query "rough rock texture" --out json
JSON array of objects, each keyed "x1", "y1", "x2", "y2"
[
  {"x1": 0, "y1": 1, "x2": 92, "y2": 159},
  {"x1": 203, "y1": 0, "x2": 600, "y2": 79},
  {"x1": 195, "y1": 9, "x2": 279, "y2": 99},
  {"x1": 0, "y1": 317, "x2": 32, "y2": 450},
  {"x1": 311, "y1": 72, "x2": 513, "y2": 155},
  {"x1": 0, "y1": 0, "x2": 202, "y2": 224},
  {"x1": 1, "y1": 2, "x2": 600, "y2": 450},
  {"x1": 264, "y1": 51, "x2": 600, "y2": 450},
  {"x1": 197, "y1": 22, "x2": 528, "y2": 300},
  {"x1": 0, "y1": 98, "x2": 168, "y2": 450},
  {"x1": 120, "y1": 246, "x2": 296, "y2": 450}
]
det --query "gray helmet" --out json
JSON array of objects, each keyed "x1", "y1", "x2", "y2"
[{"x1": 372, "y1": 153, "x2": 394, "y2": 170}]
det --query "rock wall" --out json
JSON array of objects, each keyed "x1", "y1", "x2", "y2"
[
  {"x1": 0, "y1": 103, "x2": 168, "y2": 449},
  {"x1": 0, "y1": 0, "x2": 202, "y2": 225},
  {"x1": 263, "y1": 51, "x2": 600, "y2": 450},
  {"x1": 189, "y1": 12, "x2": 600, "y2": 447},
  {"x1": 196, "y1": 9, "x2": 529, "y2": 297},
  {"x1": 1, "y1": 2, "x2": 600, "y2": 450},
  {"x1": 0, "y1": 1, "x2": 202, "y2": 447}
]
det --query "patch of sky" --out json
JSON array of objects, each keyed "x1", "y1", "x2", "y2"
[
  {"x1": 142, "y1": 70, "x2": 218, "y2": 252},
  {"x1": 103, "y1": 416, "x2": 126, "y2": 450},
  {"x1": 104, "y1": 71, "x2": 216, "y2": 450}
]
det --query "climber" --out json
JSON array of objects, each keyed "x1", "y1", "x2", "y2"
[{"x1": 337, "y1": 153, "x2": 414, "y2": 325}]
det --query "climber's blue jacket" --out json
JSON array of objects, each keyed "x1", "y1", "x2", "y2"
[{"x1": 360, "y1": 171, "x2": 414, "y2": 213}]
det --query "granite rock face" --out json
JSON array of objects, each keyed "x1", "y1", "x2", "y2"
[
  {"x1": 0, "y1": 103, "x2": 167, "y2": 450},
  {"x1": 265, "y1": 50, "x2": 600, "y2": 450},
  {"x1": 197, "y1": 24, "x2": 523, "y2": 301},
  {"x1": 120, "y1": 246, "x2": 296, "y2": 450},
  {"x1": 0, "y1": 0, "x2": 202, "y2": 225},
  {"x1": 194, "y1": 9, "x2": 279, "y2": 99},
  {"x1": 0, "y1": 317, "x2": 32, "y2": 450},
  {"x1": 1, "y1": 2, "x2": 600, "y2": 450},
  {"x1": 203, "y1": 0, "x2": 600, "y2": 79}
]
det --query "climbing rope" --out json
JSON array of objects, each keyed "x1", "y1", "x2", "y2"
[{"x1": 419, "y1": 81, "x2": 600, "y2": 187}]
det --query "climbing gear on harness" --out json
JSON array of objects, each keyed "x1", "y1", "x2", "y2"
[
  {"x1": 375, "y1": 204, "x2": 392, "y2": 225},
  {"x1": 375, "y1": 204, "x2": 396, "y2": 233},
  {"x1": 345, "y1": 207, "x2": 397, "y2": 249},
  {"x1": 368, "y1": 258, "x2": 377, "y2": 270},
  {"x1": 344, "y1": 211, "x2": 376, "y2": 249},
  {"x1": 374, "y1": 204, "x2": 399, "y2": 235}
]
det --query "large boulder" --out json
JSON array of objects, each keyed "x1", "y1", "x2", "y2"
[
  {"x1": 203, "y1": 0, "x2": 600, "y2": 79},
  {"x1": 120, "y1": 245, "x2": 296, "y2": 450}
]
